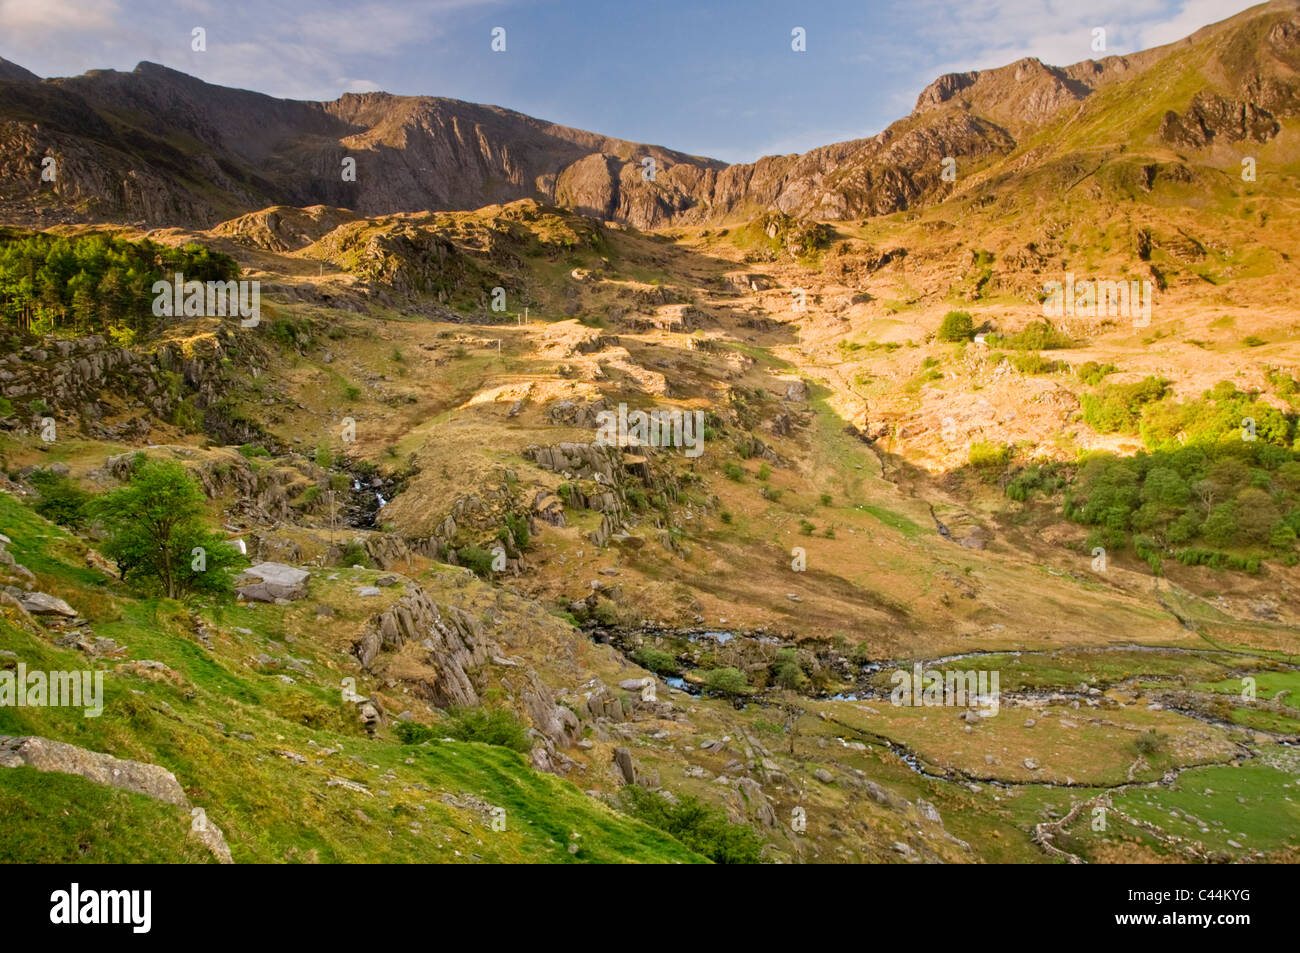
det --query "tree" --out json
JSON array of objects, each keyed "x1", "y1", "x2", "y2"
[
  {"x1": 92, "y1": 455, "x2": 241, "y2": 598},
  {"x1": 938, "y1": 310, "x2": 974, "y2": 342}
]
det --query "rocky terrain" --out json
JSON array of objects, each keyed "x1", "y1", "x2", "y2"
[{"x1": 1, "y1": 2, "x2": 1298, "y2": 864}]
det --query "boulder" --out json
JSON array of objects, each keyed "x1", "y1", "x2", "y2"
[
  {"x1": 0, "y1": 735, "x2": 186, "y2": 805},
  {"x1": 235, "y1": 562, "x2": 310, "y2": 602},
  {"x1": 17, "y1": 591, "x2": 77, "y2": 617}
]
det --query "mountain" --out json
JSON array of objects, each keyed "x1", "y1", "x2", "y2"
[
  {"x1": 3, "y1": 2, "x2": 1300, "y2": 868},
  {"x1": 2, "y1": 1, "x2": 1299, "y2": 231}
]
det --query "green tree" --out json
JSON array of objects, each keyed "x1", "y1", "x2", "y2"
[
  {"x1": 938, "y1": 310, "x2": 974, "y2": 342},
  {"x1": 92, "y1": 455, "x2": 241, "y2": 598}
]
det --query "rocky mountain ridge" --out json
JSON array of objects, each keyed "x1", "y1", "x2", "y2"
[{"x1": 3, "y1": 1, "x2": 1297, "y2": 229}]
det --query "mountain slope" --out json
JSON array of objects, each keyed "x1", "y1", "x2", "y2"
[{"x1": 3, "y1": 2, "x2": 1299, "y2": 230}]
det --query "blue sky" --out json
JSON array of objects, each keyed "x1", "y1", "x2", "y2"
[{"x1": 0, "y1": 0, "x2": 1261, "y2": 163}]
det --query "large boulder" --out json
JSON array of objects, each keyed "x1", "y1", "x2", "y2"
[
  {"x1": 0, "y1": 735, "x2": 187, "y2": 805},
  {"x1": 235, "y1": 562, "x2": 310, "y2": 602},
  {"x1": 16, "y1": 591, "x2": 77, "y2": 617}
]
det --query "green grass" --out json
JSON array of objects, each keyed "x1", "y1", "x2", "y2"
[
  {"x1": 1105, "y1": 757, "x2": 1300, "y2": 856},
  {"x1": 858, "y1": 504, "x2": 925, "y2": 538},
  {"x1": 0, "y1": 491, "x2": 708, "y2": 864}
]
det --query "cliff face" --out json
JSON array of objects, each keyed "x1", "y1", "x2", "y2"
[{"x1": 2, "y1": 2, "x2": 1298, "y2": 229}]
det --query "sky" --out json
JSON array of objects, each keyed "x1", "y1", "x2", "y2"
[{"x1": 0, "y1": 0, "x2": 1264, "y2": 163}]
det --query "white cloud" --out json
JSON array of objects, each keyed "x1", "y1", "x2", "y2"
[{"x1": 0, "y1": 0, "x2": 509, "y2": 99}]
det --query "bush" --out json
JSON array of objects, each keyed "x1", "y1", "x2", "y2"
[
  {"x1": 723, "y1": 462, "x2": 745, "y2": 482},
  {"x1": 937, "y1": 311, "x2": 974, "y2": 342},
  {"x1": 1009, "y1": 352, "x2": 1061, "y2": 375},
  {"x1": 28, "y1": 469, "x2": 92, "y2": 529},
  {"x1": 1081, "y1": 377, "x2": 1169, "y2": 434},
  {"x1": 456, "y1": 544, "x2": 496, "y2": 577},
  {"x1": 504, "y1": 512, "x2": 530, "y2": 549},
  {"x1": 616, "y1": 785, "x2": 764, "y2": 864},
  {"x1": 1134, "y1": 729, "x2": 1165, "y2": 756},
  {"x1": 773, "y1": 659, "x2": 808, "y2": 691},
  {"x1": 397, "y1": 706, "x2": 532, "y2": 753},
  {"x1": 634, "y1": 646, "x2": 680, "y2": 675},
  {"x1": 987, "y1": 320, "x2": 1074, "y2": 350},
  {"x1": 338, "y1": 540, "x2": 369, "y2": 567},
  {"x1": 702, "y1": 667, "x2": 750, "y2": 696},
  {"x1": 968, "y1": 441, "x2": 1012, "y2": 470},
  {"x1": 1077, "y1": 361, "x2": 1118, "y2": 386},
  {"x1": 1005, "y1": 463, "x2": 1067, "y2": 502}
]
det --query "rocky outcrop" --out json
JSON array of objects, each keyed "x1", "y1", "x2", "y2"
[
  {"x1": 0, "y1": 733, "x2": 187, "y2": 803},
  {"x1": 1160, "y1": 90, "x2": 1284, "y2": 148},
  {"x1": 352, "y1": 583, "x2": 494, "y2": 708}
]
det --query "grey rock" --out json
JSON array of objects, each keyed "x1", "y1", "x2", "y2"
[{"x1": 235, "y1": 562, "x2": 310, "y2": 602}]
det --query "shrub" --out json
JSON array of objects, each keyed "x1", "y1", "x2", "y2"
[
  {"x1": 634, "y1": 646, "x2": 680, "y2": 675},
  {"x1": 773, "y1": 659, "x2": 808, "y2": 690},
  {"x1": 702, "y1": 667, "x2": 750, "y2": 696},
  {"x1": 504, "y1": 512, "x2": 530, "y2": 549},
  {"x1": 1134, "y1": 729, "x2": 1165, "y2": 756},
  {"x1": 1077, "y1": 361, "x2": 1118, "y2": 386},
  {"x1": 723, "y1": 462, "x2": 745, "y2": 482},
  {"x1": 938, "y1": 311, "x2": 974, "y2": 342},
  {"x1": 28, "y1": 469, "x2": 92, "y2": 529},
  {"x1": 397, "y1": 706, "x2": 532, "y2": 753},
  {"x1": 968, "y1": 441, "x2": 1012, "y2": 470},
  {"x1": 1081, "y1": 377, "x2": 1169, "y2": 434},
  {"x1": 1009, "y1": 352, "x2": 1061, "y2": 375},
  {"x1": 987, "y1": 320, "x2": 1074, "y2": 350},
  {"x1": 456, "y1": 544, "x2": 496, "y2": 577},
  {"x1": 1005, "y1": 463, "x2": 1067, "y2": 502},
  {"x1": 616, "y1": 785, "x2": 764, "y2": 864},
  {"x1": 338, "y1": 540, "x2": 369, "y2": 567}
]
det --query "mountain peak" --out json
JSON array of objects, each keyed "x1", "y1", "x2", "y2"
[{"x1": 0, "y1": 57, "x2": 40, "y2": 84}]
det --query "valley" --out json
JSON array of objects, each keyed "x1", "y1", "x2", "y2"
[{"x1": 0, "y1": 1, "x2": 1298, "y2": 865}]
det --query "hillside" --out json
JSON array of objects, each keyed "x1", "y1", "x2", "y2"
[{"x1": 0, "y1": 1, "x2": 1298, "y2": 866}]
